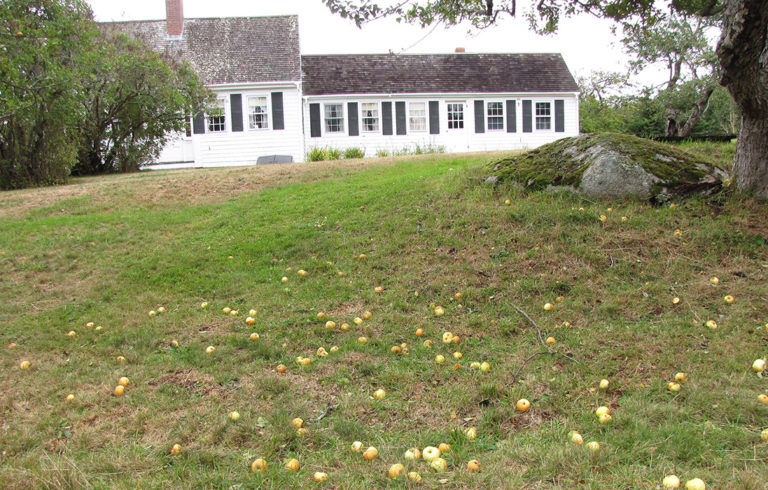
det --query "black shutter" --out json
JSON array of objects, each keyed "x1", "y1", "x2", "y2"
[
  {"x1": 193, "y1": 112, "x2": 205, "y2": 134},
  {"x1": 506, "y1": 100, "x2": 516, "y2": 133},
  {"x1": 382, "y1": 102, "x2": 393, "y2": 135},
  {"x1": 474, "y1": 100, "x2": 485, "y2": 133},
  {"x1": 555, "y1": 99, "x2": 565, "y2": 132},
  {"x1": 272, "y1": 92, "x2": 285, "y2": 130},
  {"x1": 309, "y1": 103, "x2": 321, "y2": 138},
  {"x1": 348, "y1": 102, "x2": 359, "y2": 136},
  {"x1": 522, "y1": 100, "x2": 532, "y2": 133},
  {"x1": 395, "y1": 101, "x2": 406, "y2": 135},
  {"x1": 230, "y1": 94, "x2": 243, "y2": 132},
  {"x1": 429, "y1": 101, "x2": 440, "y2": 135}
]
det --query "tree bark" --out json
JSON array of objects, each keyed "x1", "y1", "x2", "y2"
[
  {"x1": 677, "y1": 85, "x2": 716, "y2": 138},
  {"x1": 716, "y1": 0, "x2": 768, "y2": 198}
]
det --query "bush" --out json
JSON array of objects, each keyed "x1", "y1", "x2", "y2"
[
  {"x1": 327, "y1": 148, "x2": 342, "y2": 160},
  {"x1": 343, "y1": 147, "x2": 366, "y2": 159},
  {"x1": 307, "y1": 147, "x2": 327, "y2": 161},
  {"x1": 376, "y1": 149, "x2": 390, "y2": 158}
]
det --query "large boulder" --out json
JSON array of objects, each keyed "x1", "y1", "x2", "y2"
[{"x1": 489, "y1": 133, "x2": 729, "y2": 201}]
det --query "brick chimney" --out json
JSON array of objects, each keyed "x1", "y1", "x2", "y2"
[{"x1": 166, "y1": 0, "x2": 184, "y2": 38}]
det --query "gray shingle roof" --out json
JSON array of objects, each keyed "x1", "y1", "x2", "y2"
[
  {"x1": 102, "y1": 16, "x2": 301, "y2": 85},
  {"x1": 301, "y1": 53, "x2": 579, "y2": 95}
]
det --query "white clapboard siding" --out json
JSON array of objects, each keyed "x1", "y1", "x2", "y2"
[
  {"x1": 303, "y1": 93, "x2": 579, "y2": 159},
  {"x1": 154, "y1": 83, "x2": 304, "y2": 167}
]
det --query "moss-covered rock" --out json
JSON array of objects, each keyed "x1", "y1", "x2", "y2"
[{"x1": 489, "y1": 133, "x2": 729, "y2": 201}]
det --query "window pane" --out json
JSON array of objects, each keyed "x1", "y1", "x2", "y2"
[
  {"x1": 447, "y1": 103, "x2": 464, "y2": 129},
  {"x1": 325, "y1": 104, "x2": 344, "y2": 133},
  {"x1": 207, "y1": 101, "x2": 225, "y2": 132},
  {"x1": 361, "y1": 102, "x2": 379, "y2": 132},
  {"x1": 487, "y1": 102, "x2": 504, "y2": 130},
  {"x1": 248, "y1": 96, "x2": 269, "y2": 129},
  {"x1": 535, "y1": 102, "x2": 551, "y2": 130},
  {"x1": 409, "y1": 102, "x2": 426, "y2": 132}
]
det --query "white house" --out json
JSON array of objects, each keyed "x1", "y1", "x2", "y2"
[{"x1": 107, "y1": 0, "x2": 579, "y2": 168}]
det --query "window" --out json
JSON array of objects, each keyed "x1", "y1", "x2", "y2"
[
  {"x1": 409, "y1": 102, "x2": 427, "y2": 132},
  {"x1": 324, "y1": 104, "x2": 344, "y2": 133},
  {"x1": 207, "y1": 100, "x2": 226, "y2": 132},
  {"x1": 361, "y1": 103, "x2": 379, "y2": 132},
  {"x1": 447, "y1": 103, "x2": 464, "y2": 129},
  {"x1": 248, "y1": 96, "x2": 269, "y2": 129},
  {"x1": 535, "y1": 102, "x2": 551, "y2": 130},
  {"x1": 185, "y1": 116, "x2": 192, "y2": 137},
  {"x1": 487, "y1": 102, "x2": 504, "y2": 131}
]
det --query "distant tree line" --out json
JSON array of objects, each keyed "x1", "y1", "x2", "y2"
[{"x1": 0, "y1": 0, "x2": 211, "y2": 190}]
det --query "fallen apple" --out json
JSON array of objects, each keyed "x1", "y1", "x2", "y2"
[
  {"x1": 407, "y1": 471, "x2": 422, "y2": 483},
  {"x1": 148, "y1": 310, "x2": 157, "y2": 317},
  {"x1": 621, "y1": 216, "x2": 628, "y2": 222},
  {"x1": 758, "y1": 394, "x2": 768, "y2": 404},
  {"x1": 415, "y1": 328, "x2": 424, "y2": 337},
  {"x1": 470, "y1": 361, "x2": 481, "y2": 369},
  {"x1": 753, "y1": 359, "x2": 766, "y2": 373},
  {"x1": 357, "y1": 336, "x2": 368, "y2": 344},
  {"x1": 586, "y1": 441, "x2": 600, "y2": 452},
  {"x1": 724, "y1": 295, "x2": 735, "y2": 304},
  {"x1": 599, "y1": 379, "x2": 609, "y2": 390},
  {"x1": 171, "y1": 340, "x2": 179, "y2": 348},
  {"x1": 388, "y1": 463, "x2": 405, "y2": 478},
  {"x1": 438, "y1": 443, "x2": 450, "y2": 453},
  {"x1": 66, "y1": 330, "x2": 76, "y2": 338},
  {"x1": 65, "y1": 394, "x2": 75, "y2": 403},
  {"x1": 430, "y1": 457, "x2": 448, "y2": 472},
  {"x1": 363, "y1": 311, "x2": 372, "y2": 320},
  {"x1": 297, "y1": 269, "x2": 307, "y2": 276},
  {"x1": 545, "y1": 336, "x2": 556, "y2": 345},
  {"x1": 663, "y1": 475, "x2": 681, "y2": 488},
  {"x1": 284, "y1": 458, "x2": 300, "y2": 471},
  {"x1": 709, "y1": 277, "x2": 719, "y2": 285},
  {"x1": 675, "y1": 372, "x2": 688, "y2": 383},
  {"x1": 375, "y1": 286, "x2": 384, "y2": 293},
  {"x1": 422, "y1": 446, "x2": 441, "y2": 462},
  {"x1": 404, "y1": 448, "x2": 421, "y2": 460},
  {"x1": 296, "y1": 428, "x2": 309, "y2": 436},
  {"x1": 435, "y1": 354, "x2": 446, "y2": 364},
  {"x1": 325, "y1": 321, "x2": 336, "y2": 329},
  {"x1": 362, "y1": 446, "x2": 378, "y2": 461},
  {"x1": 516, "y1": 399, "x2": 531, "y2": 412},
  {"x1": 170, "y1": 443, "x2": 182, "y2": 456},
  {"x1": 544, "y1": 303, "x2": 554, "y2": 311},
  {"x1": 465, "y1": 427, "x2": 477, "y2": 440},
  {"x1": 157, "y1": 307, "x2": 166, "y2": 314},
  {"x1": 373, "y1": 388, "x2": 386, "y2": 399},
  {"x1": 391, "y1": 345, "x2": 402, "y2": 354},
  {"x1": 230, "y1": 310, "x2": 238, "y2": 316},
  {"x1": 291, "y1": 417, "x2": 303, "y2": 429},
  {"x1": 251, "y1": 458, "x2": 267, "y2": 472},
  {"x1": 705, "y1": 320, "x2": 718, "y2": 330},
  {"x1": 453, "y1": 351, "x2": 462, "y2": 359},
  {"x1": 423, "y1": 340, "x2": 433, "y2": 348},
  {"x1": 595, "y1": 406, "x2": 610, "y2": 418},
  {"x1": 117, "y1": 356, "x2": 126, "y2": 363},
  {"x1": 667, "y1": 382, "x2": 681, "y2": 392},
  {"x1": 340, "y1": 323, "x2": 350, "y2": 331},
  {"x1": 276, "y1": 364, "x2": 287, "y2": 373},
  {"x1": 599, "y1": 215, "x2": 607, "y2": 222},
  {"x1": 249, "y1": 333, "x2": 260, "y2": 341},
  {"x1": 467, "y1": 459, "x2": 482, "y2": 472},
  {"x1": 313, "y1": 472, "x2": 328, "y2": 482},
  {"x1": 330, "y1": 346, "x2": 339, "y2": 353},
  {"x1": 351, "y1": 441, "x2": 364, "y2": 452},
  {"x1": 442, "y1": 332, "x2": 454, "y2": 343},
  {"x1": 8, "y1": 343, "x2": 17, "y2": 349},
  {"x1": 434, "y1": 306, "x2": 445, "y2": 316},
  {"x1": 246, "y1": 317, "x2": 256, "y2": 325},
  {"x1": 205, "y1": 346, "x2": 216, "y2": 355},
  {"x1": 761, "y1": 428, "x2": 768, "y2": 442},
  {"x1": 281, "y1": 276, "x2": 289, "y2": 283},
  {"x1": 114, "y1": 385, "x2": 125, "y2": 397},
  {"x1": 599, "y1": 414, "x2": 613, "y2": 424},
  {"x1": 354, "y1": 317, "x2": 363, "y2": 325},
  {"x1": 317, "y1": 347, "x2": 328, "y2": 357},
  {"x1": 504, "y1": 199, "x2": 511, "y2": 205},
  {"x1": 201, "y1": 302, "x2": 209, "y2": 308},
  {"x1": 684, "y1": 478, "x2": 705, "y2": 490},
  {"x1": 249, "y1": 309, "x2": 257, "y2": 316},
  {"x1": 672, "y1": 297, "x2": 681, "y2": 304},
  {"x1": 480, "y1": 361, "x2": 491, "y2": 372},
  {"x1": 118, "y1": 377, "x2": 130, "y2": 387},
  {"x1": 228, "y1": 411, "x2": 240, "y2": 421},
  {"x1": 568, "y1": 431, "x2": 584, "y2": 445},
  {"x1": 222, "y1": 307, "x2": 231, "y2": 314}
]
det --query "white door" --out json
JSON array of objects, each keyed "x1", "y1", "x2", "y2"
[{"x1": 446, "y1": 101, "x2": 469, "y2": 152}]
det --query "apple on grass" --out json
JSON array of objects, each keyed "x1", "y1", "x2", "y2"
[
  {"x1": 388, "y1": 463, "x2": 405, "y2": 478},
  {"x1": 362, "y1": 446, "x2": 378, "y2": 460},
  {"x1": 250, "y1": 458, "x2": 267, "y2": 472},
  {"x1": 516, "y1": 399, "x2": 531, "y2": 412},
  {"x1": 467, "y1": 459, "x2": 482, "y2": 472},
  {"x1": 663, "y1": 475, "x2": 681, "y2": 488},
  {"x1": 313, "y1": 472, "x2": 328, "y2": 482},
  {"x1": 422, "y1": 446, "x2": 440, "y2": 462},
  {"x1": 284, "y1": 458, "x2": 300, "y2": 471},
  {"x1": 170, "y1": 444, "x2": 182, "y2": 456}
]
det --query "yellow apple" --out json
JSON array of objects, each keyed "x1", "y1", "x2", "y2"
[
  {"x1": 470, "y1": 361, "x2": 481, "y2": 369},
  {"x1": 423, "y1": 339, "x2": 433, "y2": 348},
  {"x1": 672, "y1": 297, "x2": 681, "y2": 304},
  {"x1": 438, "y1": 443, "x2": 450, "y2": 453},
  {"x1": 357, "y1": 336, "x2": 368, "y2": 344},
  {"x1": 201, "y1": 302, "x2": 209, "y2": 308},
  {"x1": 675, "y1": 372, "x2": 688, "y2": 383},
  {"x1": 415, "y1": 328, "x2": 424, "y2": 337},
  {"x1": 599, "y1": 414, "x2": 613, "y2": 424},
  {"x1": 599, "y1": 379, "x2": 610, "y2": 390},
  {"x1": 586, "y1": 441, "x2": 600, "y2": 452},
  {"x1": 362, "y1": 311, "x2": 372, "y2": 320},
  {"x1": 516, "y1": 399, "x2": 531, "y2": 412},
  {"x1": 545, "y1": 336, "x2": 556, "y2": 345},
  {"x1": 66, "y1": 330, "x2": 76, "y2": 338},
  {"x1": 85, "y1": 322, "x2": 95, "y2": 328},
  {"x1": 351, "y1": 441, "x2": 364, "y2": 452},
  {"x1": 480, "y1": 361, "x2": 491, "y2": 372},
  {"x1": 358, "y1": 253, "x2": 367, "y2": 259},
  {"x1": 544, "y1": 303, "x2": 554, "y2": 311},
  {"x1": 325, "y1": 320, "x2": 336, "y2": 329},
  {"x1": 337, "y1": 271, "x2": 344, "y2": 277},
  {"x1": 19, "y1": 360, "x2": 30, "y2": 370},
  {"x1": 148, "y1": 310, "x2": 157, "y2": 317},
  {"x1": 276, "y1": 364, "x2": 287, "y2": 373},
  {"x1": 674, "y1": 229, "x2": 683, "y2": 237},
  {"x1": 362, "y1": 446, "x2": 378, "y2": 461},
  {"x1": 222, "y1": 307, "x2": 231, "y2": 314},
  {"x1": 340, "y1": 322, "x2": 350, "y2": 331},
  {"x1": 157, "y1": 307, "x2": 166, "y2": 313},
  {"x1": 621, "y1": 216, "x2": 628, "y2": 222},
  {"x1": 95, "y1": 326, "x2": 103, "y2": 332},
  {"x1": 434, "y1": 306, "x2": 445, "y2": 316},
  {"x1": 317, "y1": 347, "x2": 328, "y2": 357},
  {"x1": 249, "y1": 333, "x2": 260, "y2": 341},
  {"x1": 353, "y1": 316, "x2": 363, "y2": 325},
  {"x1": 404, "y1": 448, "x2": 421, "y2": 460},
  {"x1": 171, "y1": 340, "x2": 179, "y2": 348},
  {"x1": 8, "y1": 342, "x2": 17, "y2": 349},
  {"x1": 230, "y1": 310, "x2": 238, "y2": 316},
  {"x1": 65, "y1": 394, "x2": 75, "y2": 403},
  {"x1": 430, "y1": 457, "x2": 448, "y2": 472},
  {"x1": 391, "y1": 345, "x2": 402, "y2": 354},
  {"x1": 467, "y1": 459, "x2": 482, "y2": 472},
  {"x1": 724, "y1": 295, "x2": 734, "y2": 304},
  {"x1": 291, "y1": 417, "x2": 303, "y2": 429},
  {"x1": 114, "y1": 385, "x2": 125, "y2": 397},
  {"x1": 758, "y1": 394, "x2": 768, "y2": 404},
  {"x1": 170, "y1": 443, "x2": 182, "y2": 456},
  {"x1": 709, "y1": 277, "x2": 719, "y2": 285},
  {"x1": 753, "y1": 359, "x2": 766, "y2": 373},
  {"x1": 422, "y1": 446, "x2": 441, "y2": 462},
  {"x1": 296, "y1": 427, "x2": 309, "y2": 436},
  {"x1": 599, "y1": 215, "x2": 607, "y2": 222},
  {"x1": 118, "y1": 377, "x2": 130, "y2": 387},
  {"x1": 313, "y1": 472, "x2": 328, "y2": 482},
  {"x1": 568, "y1": 431, "x2": 584, "y2": 445},
  {"x1": 663, "y1": 475, "x2": 681, "y2": 488},
  {"x1": 249, "y1": 309, "x2": 257, "y2": 316},
  {"x1": 205, "y1": 346, "x2": 216, "y2": 354},
  {"x1": 442, "y1": 332, "x2": 454, "y2": 343},
  {"x1": 330, "y1": 346, "x2": 339, "y2": 353},
  {"x1": 251, "y1": 458, "x2": 267, "y2": 472},
  {"x1": 117, "y1": 356, "x2": 126, "y2": 363},
  {"x1": 465, "y1": 427, "x2": 477, "y2": 440},
  {"x1": 388, "y1": 463, "x2": 405, "y2": 478},
  {"x1": 373, "y1": 388, "x2": 386, "y2": 399},
  {"x1": 228, "y1": 411, "x2": 240, "y2": 421},
  {"x1": 284, "y1": 458, "x2": 300, "y2": 471},
  {"x1": 407, "y1": 471, "x2": 422, "y2": 483},
  {"x1": 705, "y1": 320, "x2": 718, "y2": 330},
  {"x1": 435, "y1": 354, "x2": 446, "y2": 364},
  {"x1": 684, "y1": 478, "x2": 705, "y2": 490},
  {"x1": 667, "y1": 382, "x2": 681, "y2": 392},
  {"x1": 246, "y1": 316, "x2": 256, "y2": 325},
  {"x1": 453, "y1": 351, "x2": 463, "y2": 359},
  {"x1": 595, "y1": 406, "x2": 610, "y2": 417},
  {"x1": 761, "y1": 428, "x2": 768, "y2": 442},
  {"x1": 504, "y1": 199, "x2": 511, "y2": 205},
  {"x1": 374, "y1": 286, "x2": 384, "y2": 293},
  {"x1": 297, "y1": 269, "x2": 307, "y2": 276}
]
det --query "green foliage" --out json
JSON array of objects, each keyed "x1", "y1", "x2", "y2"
[
  {"x1": 326, "y1": 148, "x2": 342, "y2": 160},
  {"x1": 375, "y1": 149, "x2": 390, "y2": 157},
  {"x1": 307, "y1": 147, "x2": 327, "y2": 161},
  {"x1": 343, "y1": 147, "x2": 366, "y2": 159},
  {"x1": 0, "y1": 0, "x2": 95, "y2": 189},
  {"x1": 73, "y1": 31, "x2": 212, "y2": 175}
]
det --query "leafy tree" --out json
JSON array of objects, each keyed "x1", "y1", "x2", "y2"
[
  {"x1": 324, "y1": 0, "x2": 768, "y2": 198},
  {"x1": 0, "y1": 0, "x2": 94, "y2": 189},
  {"x1": 74, "y1": 30, "x2": 212, "y2": 175},
  {"x1": 578, "y1": 71, "x2": 634, "y2": 133}
]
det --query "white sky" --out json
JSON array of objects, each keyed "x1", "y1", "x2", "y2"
[{"x1": 86, "y1": 0, "x2": 656, "y2": 87}]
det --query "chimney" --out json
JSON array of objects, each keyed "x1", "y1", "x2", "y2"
[
  {"x1": 455, "y1": 47, "x2": 466, "y2": 53},
  {"x1": 166, "y1": 0, "x2": 184, "y2": 38}
]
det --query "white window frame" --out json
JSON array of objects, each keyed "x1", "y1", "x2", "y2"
[
  {"x1": 247, "y1": 95, "x2": 269, "y2": 131},
  {"x1": 408, "y1": 101, "x2": 427, "y2": 132},
  {"x1": 361, "y1": 102, "x2": 380, "y2": 133},
  {"x1": 486, "y1": 101, "x2": 505, "y2": 131},
  {"x1": 324, "y1": 103, "x2": 345, "y2": 135},
  {"x1": 447, "y1": 101, "x2": 465, "y2": 130},
  {"x1": 535, "y1": 101, "x2": 552, "y2": 131},
  {"x1": 206, "y1": 98, "x2": 227, "y2": 133}
]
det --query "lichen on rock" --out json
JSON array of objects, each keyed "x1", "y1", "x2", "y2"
[{"x1": 489, "y1": 133, "x2": 729, "y2": 201}]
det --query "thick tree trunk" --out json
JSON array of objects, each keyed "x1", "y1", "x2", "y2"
[{"x1": 716, "y1": 0, "x2": 768, "y2": 198}]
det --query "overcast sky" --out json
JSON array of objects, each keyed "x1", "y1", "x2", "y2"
[{"x1": 86, "y1": 0, "x2": 653, "y2": 86}]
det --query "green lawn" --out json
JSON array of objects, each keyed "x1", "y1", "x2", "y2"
[{"x1": 1, "y1": 152, "x2": 767, "y2": 488}]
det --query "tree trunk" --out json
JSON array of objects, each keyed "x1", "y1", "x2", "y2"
[
  {"x1": 677, "y1": 85, "x2": 716, "y2": 138},
  {"x1": 716, "y1": 0, "x2": 768, "y2": 198}
]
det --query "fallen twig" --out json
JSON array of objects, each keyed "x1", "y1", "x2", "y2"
[{"x1": 309, "y1": 402, "x2": 339, "y2": 423}]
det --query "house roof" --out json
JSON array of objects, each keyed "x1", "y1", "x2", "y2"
[
  {"x1": 301, "y1": 53, "x2": 579, "y2": 95},
  {"x1": 102, "y1": 16, "x2": 301, "y2": 85}
]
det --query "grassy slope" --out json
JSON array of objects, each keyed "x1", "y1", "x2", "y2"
[{"x1": 1, "y1": 152, "x2": 767, "y2": 488}]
